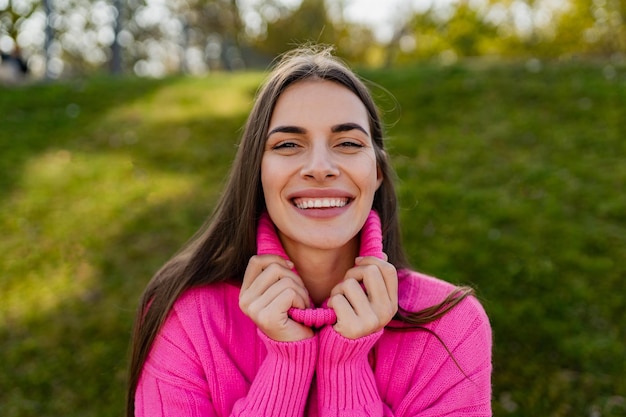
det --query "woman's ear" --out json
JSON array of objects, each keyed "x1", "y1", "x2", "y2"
[
  {"x1": 376, "y1": 164, "x2": 384, "y2": 189},
  {"x1": 375, "y1": 149, "x2": 387, "y2": 189}
]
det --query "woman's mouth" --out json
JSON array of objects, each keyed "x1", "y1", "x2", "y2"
[{"x1": 293, "y1": 197, "x2": 350, "y2": 209}]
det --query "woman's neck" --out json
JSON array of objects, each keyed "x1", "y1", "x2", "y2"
[{"x1": 286, "y1": 241, "x2": 359, "y2": 306}]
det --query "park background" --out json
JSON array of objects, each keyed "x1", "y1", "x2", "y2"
[{"x1": 1, "y1": 0, "x2": 625, "y2": 416}]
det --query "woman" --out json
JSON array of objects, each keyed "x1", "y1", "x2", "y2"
[{"x1": 127, "y1": 46, "x2": 492, "y2": 417}]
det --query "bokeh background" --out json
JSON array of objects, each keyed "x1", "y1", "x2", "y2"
[{"x1": 1, "y1": 0, "x2": 625, "y2": 416}]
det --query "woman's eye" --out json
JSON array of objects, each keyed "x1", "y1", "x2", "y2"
[
  {"x1": 273, "y1": 141, "x2": 299, "y2": 150},
  {"x1": 338, "y1": 141, "x2": 363, "y2": 149}
]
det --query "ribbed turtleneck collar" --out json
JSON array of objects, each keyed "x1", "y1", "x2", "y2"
[
  {"x1": 255, "y1": 210, "x2": 385, "y2": 327},
  {"x1": 256, "y1": 210, "x2": 385, "y2": 261}
]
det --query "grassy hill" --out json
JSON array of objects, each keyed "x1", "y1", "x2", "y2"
[{"x1": 1, "y1": 60, "x2": 624, "y2": 416}]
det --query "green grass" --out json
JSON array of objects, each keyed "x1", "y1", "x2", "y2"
[{"x1": 1, "y1": 61, "x2": 624, "y2": 416}]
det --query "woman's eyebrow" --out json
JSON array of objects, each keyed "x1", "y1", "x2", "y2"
[
  {"x1": 267, "y1": 123, "x2": 368, "y2": 137},
  {"x1": 267, "y1": 125, "x2": 307, "y2": 136},
  {"x1": 331, "y1": 122, "x2": 369, "y2": 135}
]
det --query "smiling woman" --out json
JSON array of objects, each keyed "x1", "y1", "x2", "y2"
[
  {"x1": 126, "y1": 45, "x2": 492, "y2": 417},
  {"x1": 262, "y1": 80, "x2": 381, "y2": 275}
]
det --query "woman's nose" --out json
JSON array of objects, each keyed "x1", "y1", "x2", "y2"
[{"x1": 300, "y1": 145, "x2": 340, "y2": 181}]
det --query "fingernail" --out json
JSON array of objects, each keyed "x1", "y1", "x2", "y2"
[
  {"x1": 286, "y1": 260, "x2": 294, "y2": 268},
  {"x1": 355, "y1": 256, "x2": 363, "y2": 263}
]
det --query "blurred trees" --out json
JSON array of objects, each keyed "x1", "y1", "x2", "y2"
[
  {"x1": 246, "y1": 0, "x2": 375, "y2": 64},
  {"x1": 394, "y1": 0, "x2": 625, "y2": 63},
  {"x1": 557, "y1": 0, "x2": 626, "y2": 56},
  {"x1": 1, "y1": 0, "x2": 624, "y2": 79},
  {"x1": 393, "y1": 1, "x2": 501, "y2": 65},
  {"x1": 0, "y1": 0, "x2": 40, "y2": 71},
  {"x1": 252, "y1": 0, "x2": 337, "y2": 54},
  {"x1": 125, "y1": 0, "x2": 246, "y2": 75},
  {"x1": 0, "y1": 0, "x2": 38, "y2": 53}
]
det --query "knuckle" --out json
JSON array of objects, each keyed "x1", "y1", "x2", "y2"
[
  {"x1": 238, "y1": 294, "x2": 251, "y2": 311},
  {"x1": 382, "y1": 263, "x2": 397, "y2": 276},
  {"x1": 256, "y1": 308, "x2": 274, "y2": 328},
  {"x1": 282, "y1": 287, "x2": 297, "y2": 299},
  {"x1": 346, "y1": 277, "x2": 360, "y2": 288},
  {"x1": 382, "y1": 309, "x2": 394, "y2": 324},
  {"x1": 276, "y1": 277, "x2": 295, "y2": 293},
  {"x1": 246, "y1": 299, "x2": 262, "y2": 316},
  {"x1": 342, "y1": 277, "x2": 355, "y2": 287},
  {"x1": 382, "y1": 303, "x2": 397, "y2": 320},
  {"x1": 248, "y1": 255, "x2": 262, "y2": 267},
  {"x1": 367, "y1": 314, "x2": 381, "y2": 329},
  {"x1": 265, "y1": 262, "x2": 283, "y2": 275},
  {"x1": 391, "y1": 302, "x2": 399, "y2": 314},
  {"x1": 282, "y1": 275, "x2": 297, "y2": 286}
]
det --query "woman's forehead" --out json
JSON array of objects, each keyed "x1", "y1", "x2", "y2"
[{"x1": 269, "y1": 79, "x2": 369, "y2": 130}]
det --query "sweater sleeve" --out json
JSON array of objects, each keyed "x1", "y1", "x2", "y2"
[
  {"x1": 314, "y1": 296, "x2": 492, "y2": 417},
  {"x1": 231, "y1": 329, "x2": 317, "y2": 416},
  {"x1": 135, "y1": 294, "x2": 318, "y2": 417},
  {"x1": 316, "y1": 326, "x2": 384, "y2": 417}
]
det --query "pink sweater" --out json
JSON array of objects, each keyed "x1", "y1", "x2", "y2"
[{"x1": 135, "y1": 211, "x2": 492, "y2": 416}]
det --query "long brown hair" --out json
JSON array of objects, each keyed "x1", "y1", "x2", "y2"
[{"x1": 125, "y1": 45, "x2": 472, "y2": 416}]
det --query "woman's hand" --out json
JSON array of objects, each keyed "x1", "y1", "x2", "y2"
[
  {"x1": 239, "y1": 255, "x2": 314, "y2": 342},
  {"x1": 327, "y1": 255, "x2": 398, "y2": 339}
]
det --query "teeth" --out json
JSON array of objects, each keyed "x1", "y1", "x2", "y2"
[{"x1": 295, "y1": 198, "x2": 349, "y2": 209}]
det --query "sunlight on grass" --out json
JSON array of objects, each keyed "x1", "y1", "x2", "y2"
[
  {"x1": 103, "y1": 74, "x2": 262, "y2": 125},
  {"x1": 0, "y1": 149, "x2": 199, "y2": 325}
]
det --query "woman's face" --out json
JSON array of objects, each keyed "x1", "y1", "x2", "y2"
[{"x1": 261, "y1": 79, "x2": 382, "y2": 255}]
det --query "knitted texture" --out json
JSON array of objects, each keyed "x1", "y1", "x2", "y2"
[
  {"x1": 135, "y1": 211, "x2": 493, "y2": 416},
  {"x1": 288, "y1": 306, "x2": 337, "y2": 328}
]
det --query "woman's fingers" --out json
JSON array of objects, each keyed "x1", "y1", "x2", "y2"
[
  {"x1": 241, "y1": 255, "x2": 293, "y2": 291},
  {"x1": 241, "y1": 254, "x2": 399, "y2": 340},
  {"x1": 328, "y1": 255, "x2": 398, "y2": 339},
  {"x1": 330, "y1": 280, "x2": 379, "y2": 339},
  {"x1": 239, "y1": 255, "x2": 313, "y2": 342},
  {"x1": 241, "y1": 255, "x2": 310, "y2": 308},
  {"x1": 355, "y1": 256, "x2": 398, "y2": 308},
  {"x1": 246, "y1": 275, "x2": 309, "y2": 316}
]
